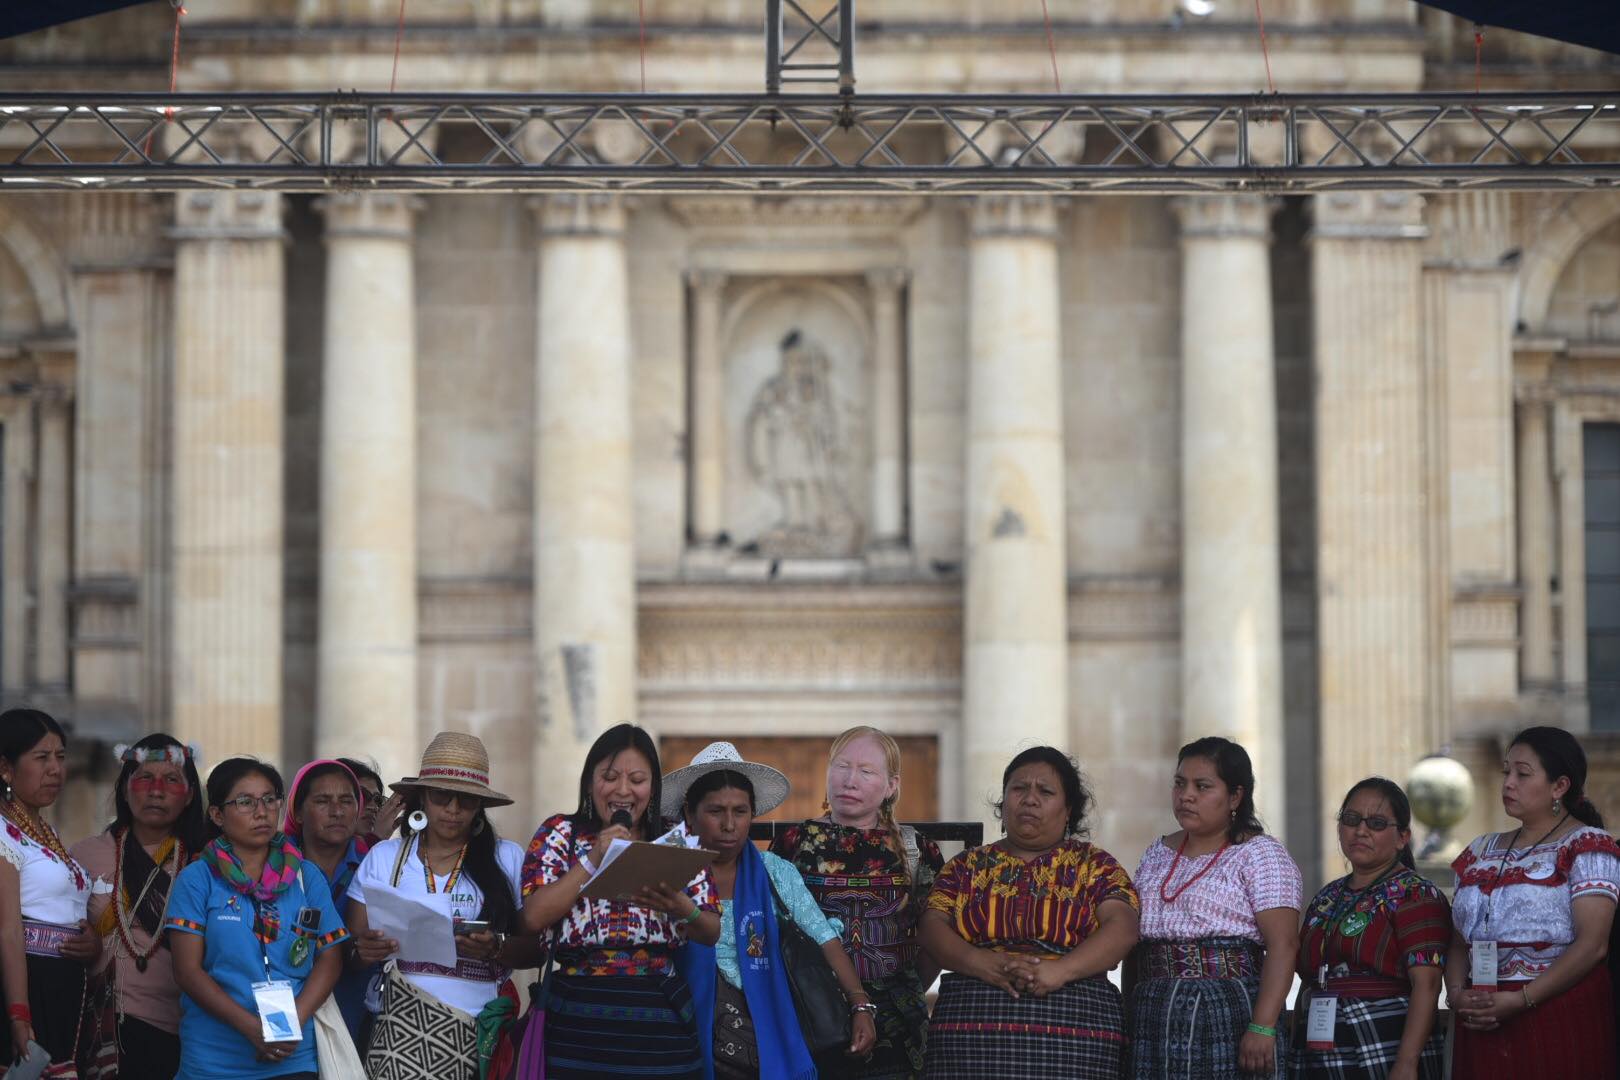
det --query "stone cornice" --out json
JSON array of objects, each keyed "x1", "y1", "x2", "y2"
[
  {"x1": 970, "y1": 195, "x2": 1059, "y2": 241},
  {"x1": 531, "y1": 193, "x2": 626, "y2": 238},
  {"x1": 169, "y1": 191, "x2": 285, "y2": 243},
  {"x1": 1170, "y1": 194, "x2": 1277, "y2": 241},
  {"x1": 667, "y1": 196, "x2": 925, "y2": 231},
  {"x1": 1308, "y1": 191, "x2": 1427, "y2": 241},
  {"x1": 315, "y1": 192, "x2": 423, "y2": 241}
]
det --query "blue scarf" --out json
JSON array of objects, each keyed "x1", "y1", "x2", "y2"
[{"x1": 676, "y1": 845, "x2": 816, "y2": 1080}]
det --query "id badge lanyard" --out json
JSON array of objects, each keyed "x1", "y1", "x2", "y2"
[{"x1": 247, "y1": 897, "x2": 303, "y2": 1043}]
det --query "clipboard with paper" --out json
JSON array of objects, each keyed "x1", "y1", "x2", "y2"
[{"x1": 578, "y1": 835, "x2": 717, "y2": 903}]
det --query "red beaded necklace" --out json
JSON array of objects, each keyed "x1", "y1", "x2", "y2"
[
  {"x1": 1, "y1": 800, "x2": 85, "y2": 891},
  {"x1": 1159, "y1": 831, "x2": 1229, "y2": 905}
]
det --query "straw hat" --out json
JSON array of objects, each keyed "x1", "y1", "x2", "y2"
[
  {"x1": 660, "y1": 741, "x2": 790, "y2": 820},
  {"x1": 391, "y1": 731, "x2": 514, "y2": 807}
]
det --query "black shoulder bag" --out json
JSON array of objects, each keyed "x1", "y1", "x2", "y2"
[{"x1": 766, "y1": 875, "x2": 852, "y2": 1058}]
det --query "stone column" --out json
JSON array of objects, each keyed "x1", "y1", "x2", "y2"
[
  {"x1": 963, "y1": 197, "x2": 1068, "y2": 826},
  {"x1": 170, "y1": 191, "x2": 286, "y2": 764},
  {"x1": 1171, "y1": 195, "x2": 1285, "y2": 832},
  {"x1": 315, "y1": 194, "x2": 420, "y2": 783},
  {"x1": 34, "y1": 371, "x2": 73, "y2": 693},
  {"x1": 1311, "y1": 192, "x2": 1436, "y2": 863},
  {"x1": 867, "y1": 267, "x2": 908, "y2": 555},
  {"x1": 687, "y1": 269, "x2": 727, "y2": 548},
  {"x1": 1516, "y1": 387, "x2": 1556, "y2": 689},
  {"x1": 531, "y1": 195, "x2": 637, "y2": 812}
]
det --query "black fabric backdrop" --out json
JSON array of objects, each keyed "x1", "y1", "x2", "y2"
[
  {"x1": 1415, "y1": 0, "x2": 1620, "y2": 58},
  {"x1": 3, "y1": 1, "x2": 158, "y2": 40}
]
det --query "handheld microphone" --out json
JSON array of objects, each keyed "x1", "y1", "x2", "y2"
[{"x1": 610, "y1": 809, "x2": 633, "y2": 831}]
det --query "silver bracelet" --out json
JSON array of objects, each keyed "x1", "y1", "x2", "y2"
[{"x1": 851, "y1": 1001, "x2": 878, "y2": 1016}]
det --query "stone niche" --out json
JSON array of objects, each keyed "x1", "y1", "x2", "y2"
[{"x1": 723, "y1": 279, "x2": 871, "y2": 559}]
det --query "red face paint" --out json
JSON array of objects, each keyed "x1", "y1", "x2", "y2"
[{"x1": 131, "y1": 775, "x2": 189, "y2": 795}]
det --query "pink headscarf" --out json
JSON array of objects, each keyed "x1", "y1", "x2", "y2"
[{"x1": 283, "y1": 758, "x2": 365, "y2": 840}]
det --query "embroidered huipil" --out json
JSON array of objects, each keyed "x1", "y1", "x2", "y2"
[
  {"x1": 1298, "y1": 868, "x2": 1451, "y2": 989},
  {"x1": 521, "y1": 813, "x2": 716, "y2": 976},
  {"x1": 0, "y1": 819, "x2": 90, "y2": 925},
  {"x1": 925, "y1": 839, "x2": 1139, "y2": 953},
  {"x1": 768, "y1": 821, "x2": 943, "y2": 983},
  {"x1": 1451, "y1": 824, "x2": 1620, "y2": 981},
  {"x1": 1133, "y1": 834, "x2": 1301, "y2": 944}
]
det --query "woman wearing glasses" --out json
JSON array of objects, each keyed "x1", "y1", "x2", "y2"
[
  {"x1": 1446, "y1": 727, "x2": 1619, "y2": 1076},
  {"x1": 346, "y1": 732, "x2": 541, "y2": 1080},
  {"x1": 1124, "y1": 736, "x2": 1301, "y2": 1080},
  {"x1": 165, "y1": 757, "x2": 349, "y2": 1080},
  {"x1": 1289, "y1": 779, "x2": 1450, "y2": 1080}
]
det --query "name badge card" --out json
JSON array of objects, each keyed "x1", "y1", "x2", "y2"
[
  {"x1": 1469, "y1": 940, "x2": 1499, "y2": 993},
  {"x1": 251, "y1": 980, "x2": 302, "y2": 1043},
  {"x1": 1305, "y1": 995, "x2": 1338, "y2": 1051}
]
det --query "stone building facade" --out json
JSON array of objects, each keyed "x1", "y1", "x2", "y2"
[{"x1": 1, "y1": 1, "x2": 1618, "y2": 882}]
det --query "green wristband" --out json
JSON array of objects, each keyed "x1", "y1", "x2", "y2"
[
  {"x1": 680, "y1": 906, "x2": 704, "y2": 925},
  {"x1": 1246, "y1": 1022, "x2": 1277, "y2": 1038}
]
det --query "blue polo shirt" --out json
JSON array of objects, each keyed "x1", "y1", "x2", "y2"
[
  {"x1": 166, "y1": 857, "x2": 349, "y2": 1080},
  {"x1": 300, "y1": 837, "x2": 375, "y2": 1044}
]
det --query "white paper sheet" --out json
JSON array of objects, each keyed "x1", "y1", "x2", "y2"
[{"x1": 362, "y1": 887, "x2": 457, "y2": 969}]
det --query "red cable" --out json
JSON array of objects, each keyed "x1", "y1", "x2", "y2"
[
  {"x1": 146, "y1": 1, "x2": 185, "y2": 156},
  {"x1": 638, "y1": 0, "x2": 647, "y2": 93},
  {"x1": 1038, "y1": 0, "x2": 1062, "y2": 93},
  {"x1": 390, "y1": 0, "x2": 407, "y2": 92},
  {"x1": 1474, "y1": 24, "x2": 1484, "y2": 94},
  {"x1": 1254, "y1": 0, "x2": 1276, "y2": 94}
]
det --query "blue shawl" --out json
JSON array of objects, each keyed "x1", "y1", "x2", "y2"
[{"x1": 676, "y1": 845, "x2": 817, "y2": 1080}]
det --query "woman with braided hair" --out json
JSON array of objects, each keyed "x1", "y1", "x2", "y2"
[
  {"x1": 70, "y1": 733, "x2": 207, "y2": 1080},
  {"x1": 768, "y1": 726, "x2": 944, "y2": 1079}
]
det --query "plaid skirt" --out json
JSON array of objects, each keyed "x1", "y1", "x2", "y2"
[
  {"x1": 544, "y1": 973, "x2": 703, "y2": 1079},
  {"x1": 923, "y1": 971, "x2": 1125, "y2": 1080},
  {"x1": 1126, "y1": 970, "x2": 1285, "y2": 1079},
  {"x1": 1453, "y1": 966, "x2": 1617, "y2": 1078},
  {"x1": 1286, "y1": 993, "x2": 1443, "y2": 1080}
]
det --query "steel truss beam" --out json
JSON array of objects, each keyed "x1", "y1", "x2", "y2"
[{"x1": 1, "y1": 92, "x2": 1617, "y2": 194}]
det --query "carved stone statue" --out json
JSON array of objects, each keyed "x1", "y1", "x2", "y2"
[{"x1": 743, "y1": 329, "x2": 861, "y2": 556}]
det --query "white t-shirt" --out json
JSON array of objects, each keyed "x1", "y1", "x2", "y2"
[
  {"x1": 350, "y1": 836, "x2": 524, "y2": 1017},
  {"x1": 0, "y1": 818, "x2": 90, "y2": 925}
]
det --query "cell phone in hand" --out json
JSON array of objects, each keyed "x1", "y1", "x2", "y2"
[
  {"x1": 453, "y1": 920, "x2": 492, "y2": 935},
  {"x1": 5, "y1": 1041, "x2": 50, "y2": 1080}
]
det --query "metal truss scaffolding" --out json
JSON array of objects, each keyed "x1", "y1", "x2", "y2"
[{"x1": 2, "y1": 92, "x2": 1617, "y2": 194}]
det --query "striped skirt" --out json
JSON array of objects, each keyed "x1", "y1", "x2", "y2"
[
  {"x1": 923, "y1": 972, "x2": 1125, "y2": 1080},
  {"x1": 544, "y1": 972, "x2": 703, "y2": 1079},
  {"x1": 1126, "y1": 970, "x2": 1284, "y2": 1080},
  {"x1": 1287, "y1": 993, "x2": 1443, "y2": 1080},
  {"x1": 1453, "y1": 966, "x2": 1617, "y2": 1079}
]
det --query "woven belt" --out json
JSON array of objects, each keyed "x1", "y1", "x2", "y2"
[
  {"x1": 1140, "y1": 938, "x2": 1262, "y2": 980},
  {"x1": 22, "y1": 918, "x2": 77, "y2": 958},
  {"x1": 398, "y1": 957, "x2": 506, "y2": 983},
  {"x1": 556, "y1": 947, "x2": 672, "y2": 977},
  {"x1": 1319, "y1": 973, "x2": 1409, "y2": 998}
]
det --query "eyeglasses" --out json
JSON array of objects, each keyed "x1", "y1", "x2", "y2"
[
  {"x1": 1336, "y1": 809, "x2": 1398, "y2": 832},
  {"x1": 360, "y1": 790, "x2": 384, "y2": 807},
  {"x1": 221, "y1": 793, "x2": 284, "y2": 813},
  {"x1": 425, "y1": 788, "x2": 481, "y2": 810}
]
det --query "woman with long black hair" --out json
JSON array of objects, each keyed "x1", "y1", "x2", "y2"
[
  {"x1": 1448, "y1": 726, "x2": 1619, "y2": 1076},
  {"x1": 0, "y1": 707, "x2": 100, "y2": 1076},
  {"x1": 70, "y1": 733, "x2": 207, "y2": 1080},
  {"x1": 521, "y1": 722, "x2": 721, "y2": 1080},
  {"x1": 347, "y1": 732, "x2": 543, "y2": 1080}
]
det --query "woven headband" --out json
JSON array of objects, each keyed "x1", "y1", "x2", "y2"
[{"x1": 114, "y1": 743, "x2": 194, "y2": 767}]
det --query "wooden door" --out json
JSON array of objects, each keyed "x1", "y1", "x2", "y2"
[{"x1": 660, "y1": 735, "x2": 939, "y2": 824}]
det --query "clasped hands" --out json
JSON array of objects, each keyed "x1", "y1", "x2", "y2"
[
  {"x1": 1451, "y1": 986, "x2": 1526, "y2": 1032},
  {"x1": 974, "y1": 950, "x2": 1068, "y2": 999}
]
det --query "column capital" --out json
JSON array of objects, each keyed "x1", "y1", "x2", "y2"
[
  {"x1": 684, "y1": 268, "x2": 727, "y2": 293},
  {"x1": 1309, "y1": 191, "x2": 1427, "y2": 242},
  {"x1": 530, "y1": 194, "x2": 626, "y2": 238},
  {"x1": 970, "y1": 196, "x2": 1059, "y2": 241},
  {"x1": 67, "y1": 193, "x2": 170, "y2": 271},
  {"x1": 315, "y1": 192, "x2": 423, "y2": 241},
  {"x1": 1170, "y1": 194, "x2": 1278, "y2": 241},
  {"x1": 865, "y1": 267, "x2": 910, "y2": 294},
  {"x1": 171, "y1": 191, "x2": 285, "y2": 243}
]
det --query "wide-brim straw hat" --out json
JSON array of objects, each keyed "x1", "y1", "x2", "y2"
[
  {"x1": 391, "y1": 731, "x2": 514, "y2": 807},
  {"x1": 661, "y1": 741, "x2": 790, "y2": 820}
]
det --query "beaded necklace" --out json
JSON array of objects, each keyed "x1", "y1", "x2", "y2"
[
  {"x1": 420, "y1": 837, "x2": 467, "y2": 894},
  {"x1": 112, "y1": 829, "x2": 184, "y2": 973},
  {"x1": 2, "y1": 799, "x2": 86, "y2": 891},
  {"x1": 1159, "y1": 832, "x2": 1229, "y2": 905}
]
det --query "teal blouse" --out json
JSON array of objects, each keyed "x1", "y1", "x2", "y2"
[{"x1": 716, "y1": 851, "x2": 842, "y2": 989}]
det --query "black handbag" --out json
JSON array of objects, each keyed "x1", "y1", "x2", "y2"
[{"x1": 767, "y1": 877, "x2": 852, "y2": 1058}]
